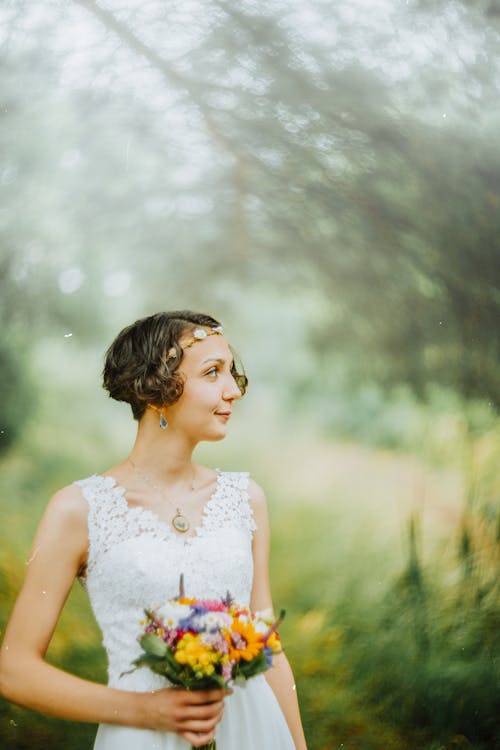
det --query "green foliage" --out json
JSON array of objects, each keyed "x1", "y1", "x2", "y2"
[
  {"x1": 234, "y1": 650, "x2": 268, "y2": 681},
  {"x1": 0, "y1": 333, "x2": 36, "y2": 455},
  {"x1": 1, "y1": 402, "x2": 499, "y2": 749},
  {"x1": 275, "y1": 506, "x2": 499, "y2": 750},
  {"x1": 314, "y1": 124, "x2": 500, "y2": 409}
]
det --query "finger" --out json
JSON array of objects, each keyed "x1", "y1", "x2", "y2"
[
  {"x1": 185, "y1": 688, "x2": 228, "y2": 704},
  {"x1": 179, "y1": 700, "x2": 222, "y2": 715},
  {"x1": 176, "y1": 704, "x2": 224, "y2": 728},
  {"x1": 177, "y1": 717, "x2": 220, "y2": 732},
  {"x1": 182, "y1": 698, "x2": 224, "y2": 714}
]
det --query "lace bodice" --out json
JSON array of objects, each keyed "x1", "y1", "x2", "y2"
[{"x1": 75, "y1": 471, "x2": 256, "y2": 688}]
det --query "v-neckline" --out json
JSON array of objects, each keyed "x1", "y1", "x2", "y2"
[{"x1": 98, "y1": 469, "x2": 223, "y2": 546}]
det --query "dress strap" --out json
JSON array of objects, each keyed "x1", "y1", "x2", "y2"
[
  {"x1": 74, "y1": 474, "x2": 128, "y2": 574},
  {"x1": 203, "y1": 471, "x2": 257, "y2": 535}
]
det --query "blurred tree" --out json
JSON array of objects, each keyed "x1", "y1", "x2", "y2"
[
  {"x1": 69, "y1": 0, "x2": 500, "y2": 408},
  {"x1": 1, "y1": 0, "x2": 499, "y2": 440}
]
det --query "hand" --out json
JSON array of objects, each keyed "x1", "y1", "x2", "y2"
[{"x1": 141, "y1": 687, "x2": 231, "y2": 745}]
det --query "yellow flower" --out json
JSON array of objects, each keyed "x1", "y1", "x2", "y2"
[
  {"x1": 266, "y1": 631, "x2": 281, "y2": 652},
  {"x1": 226, "y1": 619, "x2": 264, "y2": 662},
  {"x1": 174, "y1": 633, "x2": 219, "y2": 676}
]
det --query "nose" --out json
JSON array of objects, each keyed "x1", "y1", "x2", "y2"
[{"x1": 223, "y1": 373, "x2": 243, "y2": 402}]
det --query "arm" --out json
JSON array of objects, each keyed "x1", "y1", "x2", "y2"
[
  {"x1": 248, "y1": 479, "x2": 308, "y2": 750},
  {"x1": 0, "y1": 485, "x2": 227, "y2": 748}
]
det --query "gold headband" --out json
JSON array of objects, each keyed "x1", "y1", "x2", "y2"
[{"x1": 166, "y1": 326, "x2": 223, "y2": 361}]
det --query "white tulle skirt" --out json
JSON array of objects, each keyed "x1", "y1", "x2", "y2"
[{"x1": 93, "y1": 675, "x2": 295, "y2": 750}]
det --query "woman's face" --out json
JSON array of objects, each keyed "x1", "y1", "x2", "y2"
[{"x1": 163, "y1": 334, "x2": 242, "y2": 442}]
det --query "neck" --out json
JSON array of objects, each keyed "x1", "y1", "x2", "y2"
[{"x1": 127, "y1": 413, "x2": 197, "y2": 483}]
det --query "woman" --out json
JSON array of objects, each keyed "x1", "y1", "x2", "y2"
[{"x1": 0, "y1": 310, "x2": 307, "y2": 750}]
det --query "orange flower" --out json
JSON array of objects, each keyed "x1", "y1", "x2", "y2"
[{"x1": 226, "y1": 619, "x2": 264, "y2": 662}]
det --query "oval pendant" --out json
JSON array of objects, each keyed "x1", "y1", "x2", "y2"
[{"x1": 172, "y1": 511, "x2": 190, "y2": 534}]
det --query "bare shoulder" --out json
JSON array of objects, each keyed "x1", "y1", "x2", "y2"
[
  {"x1": 247, "y1": 478, "x2": 269, "y2": 533},
  {"x1": 26, "y1": 483, "x2": 90, "y2": 574},
  {"x1": 247, "y1": 477, "x2": 267, "y2": 507},
  {"x1": 41, "y1": 483, "x2": 89, "y2": 533}
]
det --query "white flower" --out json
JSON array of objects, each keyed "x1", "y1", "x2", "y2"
[
  {"x1": 236, "y1": 612, "x2": 250, "y2": 625},
  {"x1": 253, "y1": 609, "x2": 275, "y2": 634},
  {"x1": 197, "y1": 612, "x2": 233, "y2": 632},
  {"x1": 156, "y1": 602, "x2": 192, "y2": 628},
  {"x1": 255, "y1": 608, "x2": 275, "y2": 622},
  {"x1": 253, "y1": 619, "x2": 269, "y2": 635}
]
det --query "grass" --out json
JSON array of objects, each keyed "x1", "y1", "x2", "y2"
[{"x1": 0, "y1": 388, "x2": 499, "y2": 750}]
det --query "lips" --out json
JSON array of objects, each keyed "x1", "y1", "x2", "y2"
[{"x1": 215, "y1": 411, "x2": 232, "y2": 418}]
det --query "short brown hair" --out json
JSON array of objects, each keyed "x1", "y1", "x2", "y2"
[{"x1": 102, "y1": 310, "x2": 247, "y2": 420}]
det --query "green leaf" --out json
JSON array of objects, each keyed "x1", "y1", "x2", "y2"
[
  {"x1": 181, "y1": 675, "x2": 226, "y2": 690},
  {"x1": 234, "y1": 651, "x2": 268, "y2": 679},
  {"x1": 140, "y1": 634, "x2": 168, "y2": 657}
]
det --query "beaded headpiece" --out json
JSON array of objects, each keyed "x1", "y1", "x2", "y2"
[{"x1": 166, "y1": 325, "x2": 223, "y2": 361}]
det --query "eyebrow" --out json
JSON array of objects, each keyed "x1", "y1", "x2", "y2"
[{"x1": 201, "y1": 357, "x2": 234, "y2": 367}]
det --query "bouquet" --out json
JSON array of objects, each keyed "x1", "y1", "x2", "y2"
[{"x1": 132, "y1": 575, "x2": 284, "y2": 750}]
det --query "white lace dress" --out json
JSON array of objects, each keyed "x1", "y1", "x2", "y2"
[{"x1": 75, "y1": 471, "x2": 295, "y2": 750}]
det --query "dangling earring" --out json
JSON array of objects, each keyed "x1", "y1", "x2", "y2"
[{"x1": 149, "y1": 404, "x2": 168, "y2": 429}]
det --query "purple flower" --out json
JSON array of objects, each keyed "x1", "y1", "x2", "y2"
[{"x1": 222, "y1": 660, "x2": 235, "y2": 682}]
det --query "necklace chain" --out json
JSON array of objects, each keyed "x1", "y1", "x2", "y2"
[{"x1": 128, "y1": 459, "x2": 196, "y2": 534}]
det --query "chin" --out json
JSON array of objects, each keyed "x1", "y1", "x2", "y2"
[
  {"x1": 201, "y1": 426, "x2": 228, "y2": 443},
  {"x1": 208, "y1": 431, "x2": 228, "y2": 443}
]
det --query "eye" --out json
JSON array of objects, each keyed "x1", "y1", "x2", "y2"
[{"x1": 205, "y1": 366, "x2": 218, "y2": 378}]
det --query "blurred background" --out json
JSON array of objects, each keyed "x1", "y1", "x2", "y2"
[{"x1": 1, "y1": 1, "x2": 499, "y2": 748}]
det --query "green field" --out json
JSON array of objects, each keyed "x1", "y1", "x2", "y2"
[{"x1": 1, "y1": 388, "x2": 498, "y2": 750}]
